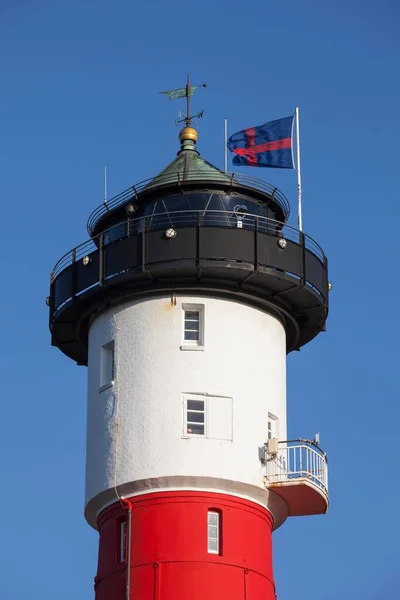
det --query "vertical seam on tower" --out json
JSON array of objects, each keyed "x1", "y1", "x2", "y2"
[{"x1": 153, "y1": 562, "x2": 159, "y2": 600}]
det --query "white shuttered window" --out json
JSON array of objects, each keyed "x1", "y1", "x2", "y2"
[
  {"x1": 207, "y1": 511, "x2": 220, "y2": 554},
  {"x1": 184, "y1": 395, "x2": 233, "y2": 441}
]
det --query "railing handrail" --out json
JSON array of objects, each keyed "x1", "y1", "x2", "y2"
[
  {"x1": 265, "y1": 440, "x2": 328, "y2": 495},
  {"x1": 86, "y1": 171, "x2": 291, "y2": 233},
  {"x1": 278, "y1": 438, "x2": 327, "y2": 458},
  {"x1": 51, "y1": 209, "x2": 326, "y2": 280}
]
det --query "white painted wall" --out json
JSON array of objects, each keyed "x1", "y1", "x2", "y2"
[{"x1": 85, "y1": 296, "x2": 287, "y2": 511}]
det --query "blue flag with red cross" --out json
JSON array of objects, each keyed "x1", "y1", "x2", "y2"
[{"x1": 227, "y1": 116, "x2": 295, "y2": 169}]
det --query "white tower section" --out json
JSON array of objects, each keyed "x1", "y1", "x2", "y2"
[{"x1": 85, "y1": 295, "x2": 288, "y2": 527}]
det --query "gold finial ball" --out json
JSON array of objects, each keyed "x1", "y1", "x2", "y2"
[{"x1": 179, "y1": 126, "x2": 198, "y2": 143}]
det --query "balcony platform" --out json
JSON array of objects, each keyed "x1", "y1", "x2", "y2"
[
  {"x1": 49, "y1": 209, "x2": 328, "y2": 364},
  {"x1": 267, "y1": 479, "x2": 328, "y2": 516},
  {"x1": 265, "y1": 440, "x2": 328, "y2": 517}
]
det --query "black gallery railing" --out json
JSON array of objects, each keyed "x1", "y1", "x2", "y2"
[
  {"x1": 50, "y1": 210, "x2": 327, "y2": 317},
  {"x1": 86, "y1": 171, "x2": 291, "y2": 234}
]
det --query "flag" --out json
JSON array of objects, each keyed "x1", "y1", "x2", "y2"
[
  {"x1": 160, "y1": 86, "x2": 199, "y2": 100},
  {"x1": 227, "y1": 116, "x2": 294, "y2": 169}
]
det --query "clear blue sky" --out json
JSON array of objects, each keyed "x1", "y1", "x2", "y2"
[{"x1": 0, "y1": 1, "x2": 399, "y2": 598}]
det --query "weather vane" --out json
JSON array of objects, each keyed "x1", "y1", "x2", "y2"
[{"x1": 160, "y1": 74, "x2": 206, "y2": 128}]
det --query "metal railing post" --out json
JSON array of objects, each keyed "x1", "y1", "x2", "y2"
[
  {"x1": 99, "y1": 234, "x2": 105, "y2": 286},
  {"x1": 254, "y1": 216, "x2": 258, "y2": 269},
  {"x1": 72, "y1": 249, "x2": 77, "y2": 300},
  {"x1": 324, "y1": 256, "x2": 329, "y2": 300},
  {"x1": 196, "y1": 211, "x2": 202, "y2": 267},
  {"x1": 141, "y1": 217, "x2": 147, "y2": 273},
  {"x1": 48, "y1": 278, "x2": 55, "y2": 330},
  {"x1": 300, "y1": 232, "x2": 306, "y2": 285}
]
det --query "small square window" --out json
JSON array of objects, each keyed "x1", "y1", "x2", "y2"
[
  {"x1": 100, "y1": 340, "x2": 115, "y2": 390},
  {"x1": 207, "y1": 511, "x2": 220, "y2": 554},
  {"x1": 181, "y1": 304, "x2": 204, "y2": 349}
]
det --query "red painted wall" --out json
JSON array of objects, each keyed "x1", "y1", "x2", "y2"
[{"x1": 94, "y1": 491, "x2": 276, "y2": 600}]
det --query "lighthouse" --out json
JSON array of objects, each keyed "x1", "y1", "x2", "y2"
[{"x1": 49, "y1": 110, "x2": 329, "y2": 599}]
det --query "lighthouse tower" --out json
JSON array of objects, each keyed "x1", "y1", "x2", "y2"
[{"x1": 49, "y1": 119, "x2": 329, "y2": 600}]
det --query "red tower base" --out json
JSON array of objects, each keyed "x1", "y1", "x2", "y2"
[{"x1": 94, "y1": 491, "x2": 276, "y2": 600}]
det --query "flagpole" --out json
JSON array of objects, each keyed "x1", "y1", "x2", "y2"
[
  {"x1": 224, "y1": 118, "x2": 228, "y2": 173},
  {"x1": 295, "y1": 106, "x2": 303, "y2": 232}
]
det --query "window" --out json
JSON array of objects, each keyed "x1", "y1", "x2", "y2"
[
  {"x1": 100, "y1": 340, "x2": 115, "y2": 390},
  {"x1": 119, "y1": 520, "x2": 127, "y2": 562},
  {"x1": 268, "y1": 413, "x2": 279, "y2": 440},
  {"x1": 182, "y1": 304, "x2": 204, "y2": 349},
  {"x1": 186, "y1": 399, "x2": 205, "y2": 436},
  {"x1": 184, "y1": 395, "x2": 233, "y2": 441},
  {"x1": 184, "y1": 310, "x2": 200, "y2": 341},
  {"x1": 207, "y1": 511, "x2": 220, "y2": 554}
]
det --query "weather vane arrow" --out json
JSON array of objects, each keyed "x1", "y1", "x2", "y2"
[{"x1": 160, "y1": 74, "x2": 206, "y2": 128}]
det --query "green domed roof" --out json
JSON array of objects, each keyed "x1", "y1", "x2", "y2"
[{"x1": 144, "y1": 137, "x2": 230, "y2": 192}]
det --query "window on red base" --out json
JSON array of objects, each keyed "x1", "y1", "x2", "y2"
[
  {"x1": 207, "y1": 510, "x2": 220, "y2": 554},
  {"x1": 119, "y1": 520, "x2": 127, "y2": 562}
]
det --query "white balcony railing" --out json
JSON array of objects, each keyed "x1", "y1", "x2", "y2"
[{"x1": 265, "y1": 440, "x2": 328, "y2": 497}]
